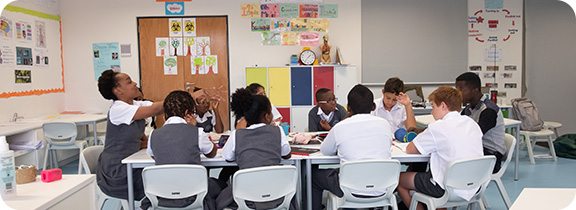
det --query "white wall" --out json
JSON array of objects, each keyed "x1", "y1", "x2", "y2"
[{"x1": 59, "y1": 0, "x2": 361, "y2": 115}]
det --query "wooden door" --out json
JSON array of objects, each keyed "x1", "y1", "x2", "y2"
[{"x1": 138, "y1": 17, "x2": 230, "y2": 130}]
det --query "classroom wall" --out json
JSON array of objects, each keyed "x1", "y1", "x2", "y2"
[
  {"x1": 0, "y1": 0, "x2": 63, "y2": 123},
  {"x1": 59, "y1": 0, "x2": 361, "y2": 117}
]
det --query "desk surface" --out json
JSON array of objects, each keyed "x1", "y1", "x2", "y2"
[
  {"x1": 415, "y1": 114, "x2": 520, "y2": 127},
  {"x1": 3, "y1": 175, "x2": 96, "y2": 210},
  {"x1": 510, "y1": 188, "x2": 576, "y2": 210},
  {"x1": 0, "y1": 113, "x2": 107, "y2": 136}
]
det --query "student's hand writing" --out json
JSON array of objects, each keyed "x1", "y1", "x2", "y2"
[
  {"x1": 397, "y1": 92, "x2": 412, "y2": 106},
  {"x1": 320, "y1": 120, "x2": 332, "y2": 131}
]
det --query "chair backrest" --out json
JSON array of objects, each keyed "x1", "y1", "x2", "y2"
[
  {"x1": 80, "y1": 145, "x2": 104, "y2": 174},
  {"x1": 494, "y1": 134, "x2": 516, "y2": 177},
  {"x1": 339, "y1": 159, "x2": 401, "y2": 203},
  {"x1": 232, "y1": 165, "x2": 297, "y2": 210},
  {"x1": 43, "y1": 122, "x2": 78, "y2": 146},
  {"x1": 142, "y1": 164, "x2": 208, "y2": 210},
  {"x1": 443, "y1": 156, "x2": 496, "y2": 200}
]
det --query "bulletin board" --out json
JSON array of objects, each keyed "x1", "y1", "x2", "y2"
[{"x1": 0, "y1": 5, "x2": 63, "y2": 98}]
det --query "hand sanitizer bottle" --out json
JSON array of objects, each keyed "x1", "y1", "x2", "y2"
[{"x1": 0, "y1": 136, "x2": 16, "y2": 197}]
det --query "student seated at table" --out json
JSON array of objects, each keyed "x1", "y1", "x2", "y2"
[
  {"x1": 216, "y1": 88, "x2": 294, "y2": 210},
  {"x1": 146, "y1": 90, "x2": 220, "y2": 210},
  {"x1": 312, "y1": 84, "x2": 394, "y2": 210},
  {"x1": 456, "y1": 72, "x2": 506, "y2": 173},
  {"x1": 246, "y1": 83, "x2": 283, "y2": 125},
  {"x1": 191, "y1": 88, "x2": 224, "y2": 133},
  {"x1": 96, "y1": 70, "x2": 164, "y2": 210},
  {"x1": 372, "y1": 77, "x2": 417, "y2": 131},
  {"x1": 308, "y1": 88, "x2": 348, "y2": 132},
  {"x1": 397, "y1": 86, "x2": 484, "y2": 210}
]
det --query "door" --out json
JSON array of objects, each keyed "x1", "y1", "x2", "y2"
[
  {"x1": 138, "y1": 17, "x2": 230, "y2": 130},
  {"x1": 268, "y1": 67, "x2": 291, "y2": 107},
  {"x1": 291, "y1": 67, "x2": 312, "y2": 106},
  {"x1": 313, "y1": 66, "x2": 334, "y2": 105}
]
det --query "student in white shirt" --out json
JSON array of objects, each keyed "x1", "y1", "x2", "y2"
[
  {"x1": 312, "y1": 84, "x2": 394, "y2": 210},
  {"x1": 194, "y1": 94, "x2": 224, "y2": 133},
  {"x1": 372, "y1": 77, "x2": 417, "y2": 132},
  {"x1": 398, "y1": 86, "x2": 484, "y2": 210},
  {"x1": 308, "y1": 88, "x2": 348, "y2": 131}
]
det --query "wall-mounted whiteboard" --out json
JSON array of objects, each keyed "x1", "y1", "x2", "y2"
[{"x1": 0, "y1": 5, "x2": 62, "y2": 98}]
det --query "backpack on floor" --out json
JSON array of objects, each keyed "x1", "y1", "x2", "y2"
[
  {"x1": 511, "y1": 98, "x2": 544, "y2": 131},
  {"x1": 554, "y1": 134, "x2": 576, "y2": 159}
]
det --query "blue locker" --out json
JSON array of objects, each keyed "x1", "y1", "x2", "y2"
[{"x1": 291, "y1": 67, "x2": 312, "y2": 105}]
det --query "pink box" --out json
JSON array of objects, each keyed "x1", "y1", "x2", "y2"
[{"x1": 41, "y1": 168, "x2": 62, "y2": 183}]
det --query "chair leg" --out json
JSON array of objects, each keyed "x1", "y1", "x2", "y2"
[
  {"x1": 78, "y1": 148, "x2": 83, "y2": 174},
  {"x1": 548, "y1": 135, "x2": 558, "y2": 161},
  {"x1": 482, "y1": 195, "x2": 490, "y2": 209},
  {"x1": 524, "y1": 136, "x2": 536, "y2": 164},
  {"x1": 43, "y1": 147, "x2": 50, "y2": 170},
  {"x1": 495, "y1": 178, "x2": 512, "y2": 209}
]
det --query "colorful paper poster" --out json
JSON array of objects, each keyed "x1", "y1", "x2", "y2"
[
  {"x1": 279, "y1": 3, "x2": 299, "y2": 18},
  {"x1": 0, "y1": 45, "x2": 15, "y2": 65},
  {"x1": 320, "y1": 4, "x2": 338, "y2": 18},
  {"x1": 299, "y1": 4, "x2": 319, "y2": 18},
  {"x1": 33, "y1": 48, "x2": 48, "y2": 67},
  {"x1": 183, "y1": 36, "x2": 197, "y2": 56},
  {"x1": 92, "y1": 42, "x2": 121, "y2": 80},
  {"x1": 261, "y1": 4, "x2": 280, "y2": 18},
  {"x1": 309, "y1": 19, "x2": 328, "y2": 32},
  {"x1": 281, "y1": 32, "x2": 299, "y2": 46},
  {"x1": 15, "y1": 70, "x2": 31, "y2": 83},
  {"x1": 299, "y1": 32, "x2": 320, "y2": 46},
  {"x1": 16, "y1": 47, "x2": 32, "y2": 66},
  {"x1": 191, "y1": 56, "x2": 206, "y2": 75},
  {"x1": 165, "y1": 2, "x2": 185, "y2": 15},
  {"x1": 183, "y1": 18, "x2": 196, "y2": 36},
  {"x1": 261, "y1": 31, "x2": 281, "y2": 45},
  {"x1": 169, "y1": 18, "x2": 183, "y2": 37},
  {"x1": 164, "y1": 56, "x2": 178, "y2": 75},
  {"x1": 169, "y1": 37, "x2": 184, "y2": 56},
  {"x1": 15, "y1": 21, "x2": 32, "y2": 42},
  {"x1": 251, "y1": 18, "x2": 270, "y2": 31},
  {"x1": 290, "y1": 18, "x2": 309, "y2": 32},
  {"x1": 241, "y1": 3, "x2": 261, "y2": 18},
  {"x1": 35, "y1": 21, "x2": 46, "y2": 48},
  {"x1": 1, "y1": 16, "x2": 13, "y2": 39},
  {"x1": 205, "y1": 55, "x2": 218, "y2": 74},
  {"x1": 155, "y1": 38, "x2": 169, "y2": 56},
  {"x1": 195, "y1": 37, "x2": 210, "y2": 56},
  {"x1": 271, "y1": 18, "x2": 291, "y2": 32}
]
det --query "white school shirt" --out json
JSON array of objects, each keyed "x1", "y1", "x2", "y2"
[
  {"x1": 271, "y1": 104, "x2": 283, "y2": 121},
  {"x1": 146, "y1": 116, "x2": 214, "y2": 157},
  {"x1": 371, "y1": 97, "x2": 407, "y2": 131},
  {"x1": 412, "y1": 111, "x2": 484, "y2": 201},
  {"x1": 109, "y1": 100, "x2": 153, "y2": 126},
  {"x1": 317, "y1": 106, "x2": 338, "y2": 122},
  {"x1": 194, "y1": 110, "x2": 216, "y2": 126},
  {"x1": 221, "y1": 123, "x2": 291, "y2": 161},
  {"x1": 320, "y1": 114, "x2": 394, "y2": 164}
]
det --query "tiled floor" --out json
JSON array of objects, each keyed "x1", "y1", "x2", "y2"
[{"x1": 61, "y1": 145, "x2": 576, "y2": 210}]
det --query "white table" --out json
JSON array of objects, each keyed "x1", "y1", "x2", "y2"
[
  {"x1": 415, "y1": 114, "x2": 522, "y2": 180},
  {"x1": 121, "y1": 149, "x2": 304, "y2": 210},
  {"x1": 40, "y1": 113, "x2": 107, "y2": 145},
  {"x1": 510, "y1": 188, "x2": 576, "y2": 210},
  {"x1": 292, "y1": 143, "x2": 430, "y2": 210},
  {"x1": 3, "y1": 175, "x2": 96, "y2": 210}
]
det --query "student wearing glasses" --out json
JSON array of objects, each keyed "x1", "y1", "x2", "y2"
[{"x1": 308, "y1": 88, "x2": 348, "y2": 132}]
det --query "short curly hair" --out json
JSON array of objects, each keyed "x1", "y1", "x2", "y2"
[
  {"x1": 164, "y1": 90, "x2": 196, "y2": 119},
  {"x1": 97, "y1": 70, "x2": 119, "y2": 100}
]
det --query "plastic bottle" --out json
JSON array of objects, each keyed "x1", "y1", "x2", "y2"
[{"x1": 0, "y1": 136, "x2": 16, "y2": 197}]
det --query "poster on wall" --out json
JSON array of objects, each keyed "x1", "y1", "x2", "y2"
[
  {"x1": 241, "y1": 3, "x2": 261, "y2": 17},
  {"x1": 183, "y1": 18, "x2": 196, "y2": 37},
  {"x1": 35, "y1": 20, "x2": 46, "y2": 48},
  {"x1": 15, "y1": 69, "x2": 31, "y2": 83},
  {"x1": 195, "y1": 37, "x2": 210, "y2": 56},
  {"x1": 320, "y1": 4, "x2": 338, "y2": 18},
  {"x1": 191, "y1": 56, "x2": 206, "y2": 75},
  {"x1": 169, "y1": 18, "x2": 183, "y2": 37},
  {"x1": 205, "y1": 55, "x2": 218, "y2": 74},
  {"x1": 299, "y1": 32, "x2": 320, "y2": 46},
  {"x1": 279, "y1": 3, "x2": 298, "y2": 18},
  {"x1": 260, "y1": 4, "x2": 279, "y2": 18},
  {"x1": 165, "y1": 2, "x2": 184, "y2": 16},
  {"x1": 33, "y1": 48, "x2": 48, "y2": 67},
  {"x1": 183, "y1": 36, "x2": 196, "y2": 56},
  {"x1": 271, "y1": 18, "x2": 291, "y2": 32},
  {"x1": 309, "y1": 19, "x2": 328, "y2": 32},
  {"x1": 15, "y1": 21, "x2": 32, "y2": 42},
  {"x1": 281, "y1": 32, "x2": 299, "y2": 46},
  {"x1": 0, "y1": 45, "x2": 15, "y2": 65},
  {"x1": 1, "y1": 16, "x2": 13, "y2": 39},
  {"x1": 251, "y1": 18, "x2": 270, "y2": 31},
  {"x1": 290, "y1": 18, "x2": 309, "y2": 32},
  {"x1": 163, "y1": 55, "x2": 178, "y2": 75},
  {"x1": 261, "y1": 31, "x2": 281, "y2": 45},
  {"x1": 299, "y1": 4, "x2": 319, "y2": 18},
  {"x1": 92, "y1": 42, "x2": 120, "y2": 80},
  {"x1": 155, "y1": 37, "x2": 169, "y2": 56},
  {"x1": 16, "y1": 47, "x2": 32, "y2": 66},
  {"x1": 169, "y1": 37, "x2": 184, "y2": 56}
]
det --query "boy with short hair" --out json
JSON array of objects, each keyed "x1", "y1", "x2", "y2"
[
  {"x1": 308, "y1": 88, "x2": 348, "y2": 131},
  {"x1": 397, "y1": 86, "x2": 484, "y2": 210},
  {"x1": 372, "y1": 77, "x2": 417, "y2": 131}
]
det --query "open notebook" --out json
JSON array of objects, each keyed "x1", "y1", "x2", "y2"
[{"x1": 290, "y1": 147, "x2": 320, "y2": 156}]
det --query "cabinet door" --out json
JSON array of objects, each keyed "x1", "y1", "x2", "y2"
[
  {"x1": 290, "y1": 106, "x2": 313, "y2": 132},
  {"x1": 313, "y1": 66, "x2": 334, "y2": 104},
  {"x1": 268, "y1": 67, "x2": 291, "y2": 106},
  {"x1": 334, "y1": 66, "x2": 358, "y2": 108},
  {"x1": 246, "y1": 67, "x2": 268, "y2": 92},
  {"x1": 291, "y1": 67, "x2": 312, "y2": 105},
  {"x1": 277, "y1": 107, "x2": 291, "y2": 126}
]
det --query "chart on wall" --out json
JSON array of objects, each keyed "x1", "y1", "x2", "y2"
[
  {"x1": 468, "y1": 0, "x2": 523, "y2": 104},
  {"x1": 0, "y1": 4, "x2": 63, "y2": 98}
]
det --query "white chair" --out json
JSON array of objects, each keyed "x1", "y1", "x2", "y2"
[
  {"x1": 483, "y1": 134, "x2": 516, "y2": 209},
  {"x1": 326, "y1": 159, "x2": 400, "y2": 210},
  {"x1": 42, "y1": 122, "x2": 87, "y2": 174},
  {"x1": 232, "y1": 165, "x2": 297, "y2": 210},
  {"x1": 409, "y1": 156, "x2": 496, "y2": 210},
  {"x1": 142, "y1": 165, "x2": 208, "y2": 210},
  {"x1": 80, "y1": 145, "x2": 130, "y2": 210},
  {"x1": 544, "y1": 121, "x2": 562, "y2": 138},
  {"x1": 520, "y1": 129, "x2": 557, "y2": 164}
]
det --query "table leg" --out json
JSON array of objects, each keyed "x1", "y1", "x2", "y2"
[
  {"x1": 306, "y1": 160, "x2": 312, "y2": 210},
  {"x1": 294, "y1": 160, "x2": 302, "y2": 208},
  {"x1": 92, "y1": 122, "x2": 98, "y2": 145},
  {"x1": 514, "y1": 125, "x2": 520, "y2": 181},
  {"x1": 127, "y1": 163, "x2": 134, "y2": 210}
]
